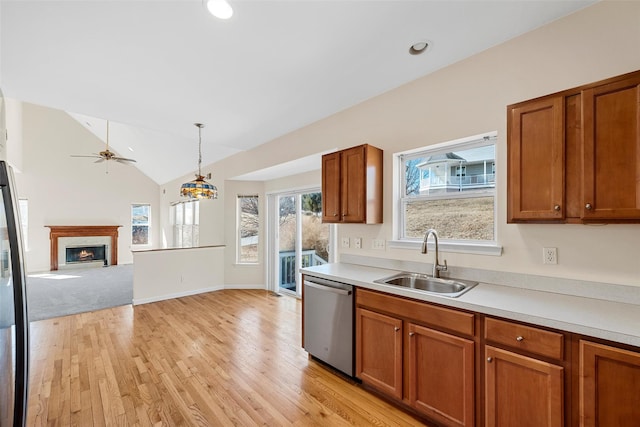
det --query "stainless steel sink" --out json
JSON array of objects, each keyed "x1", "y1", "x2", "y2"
[{"x1": 374, "y1": 272, "x2": 478, "y2": 298}]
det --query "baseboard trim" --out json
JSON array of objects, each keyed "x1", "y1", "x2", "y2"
[
  {"x1": 223, "y1": 284, "x2": 266, "y2": 290},
  {"x1": 132, "y1": 284, "x2": 266, "y2": 305}
]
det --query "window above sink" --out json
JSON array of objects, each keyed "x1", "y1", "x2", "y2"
[{"x1": 391, "y1": 131, "x2": 502, "y2": 257}]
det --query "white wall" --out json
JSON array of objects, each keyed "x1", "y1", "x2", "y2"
[
  {"x1": 12, "y1": 102, "x2": 160, "y2": 272},
  {"x1": 132, "y1": 246, "x2": 225, "y2": 304},
  {"x1": 198, "y1": 1, "x2": 640, "y2": 288},
  {"x1": 5, "y1": 98, "x2": 23, "y2": 171}
]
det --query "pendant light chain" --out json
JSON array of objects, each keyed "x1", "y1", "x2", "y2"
[{"x1": 197, "y1": 123, "x2": 203, "y2": 178}]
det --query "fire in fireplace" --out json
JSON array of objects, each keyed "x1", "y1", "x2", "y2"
[{"x1": 65, "y1": 245, "x2": 108, "y2": 266}]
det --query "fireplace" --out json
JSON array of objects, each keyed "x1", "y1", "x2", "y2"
[
  {"x1": 46, "y1": 225, "x2": 121, "y2": 271},
  {"x1": 65, "y1": 245, "x2": 108, "y2": 266}
]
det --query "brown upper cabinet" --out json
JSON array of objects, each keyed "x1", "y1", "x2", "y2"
[
  {"x1": 321, "y1": 144, "x2": 383, "y2": 224},
  {"x1": 507, "y1": 70, "x2": 640, "y2": 223}
]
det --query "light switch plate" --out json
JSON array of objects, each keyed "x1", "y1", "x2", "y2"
[
  {"x1": 372, "y1": 239, "x2": 385, "y2": 250},
  {"x1": 353, "y1": 237, "x2": 362, "y2": 249}
]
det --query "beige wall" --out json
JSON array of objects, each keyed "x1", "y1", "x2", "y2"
[
  {"x1": 196, "y1": 0, "x2": 640, "y2": 288},
  {"x1": 12, "y1": 102, "x2": 160, "y2": 272},
  {"x1": 132, "y1": 246, "x2": 225, "y2": 304}
]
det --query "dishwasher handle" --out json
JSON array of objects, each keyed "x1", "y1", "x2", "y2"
[{"x1": 304, "y1": 280, "x2": 352, "y2": 296}]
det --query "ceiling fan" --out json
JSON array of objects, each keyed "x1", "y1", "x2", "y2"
[{"x1": 71, "y1": 120, "x2": 136, "y2": 165}]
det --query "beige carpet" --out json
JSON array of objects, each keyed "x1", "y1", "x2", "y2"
[{"x1": 26, "y1": 264, "x2": 133, "y2": 322}]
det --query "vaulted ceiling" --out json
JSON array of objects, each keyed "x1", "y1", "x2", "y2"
[{"x1": 1, "y1": 0, "x2": 597, "y2": 184}]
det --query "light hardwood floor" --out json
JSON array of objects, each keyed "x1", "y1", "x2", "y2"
[{"x1": 27, "y1": 289, "x2": 427, "y2": 426}]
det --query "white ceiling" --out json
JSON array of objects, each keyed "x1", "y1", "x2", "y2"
[{"x1": 1, "y1": 0, "x2": 597, "y2": 184}]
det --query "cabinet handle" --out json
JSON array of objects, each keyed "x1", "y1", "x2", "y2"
[
  {"x1": 585, "y1": 203, "x2": 593, "y2": 210},
  {"x1": 554, "y1": 205, "x2": 561, "y2": 211},
  {"x1": 409, "y1": 332, "x2": 415, "y2": 337},
  {"x1": 394, "y1": 327, "x2": 400, "y2": 332},
  {"x1": 487, "y1": 357, "x2": 493, "y2": 363},
  {"x1": 333, "y1": 213, "x2": 338, "y2": 217},
  {"x1": 516, "y1": 336, "x2": 524, "y2": 342}
]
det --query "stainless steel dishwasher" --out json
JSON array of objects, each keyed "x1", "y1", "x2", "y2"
[{"x1": 303, "y1": 276, "x2": 354, "y2": 376}]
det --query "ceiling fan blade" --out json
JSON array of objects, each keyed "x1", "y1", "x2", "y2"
[
  {"x1": 113, "y1": 157, "x2": 137, "y2": 163},
  {"x1": 70, "y1": 154, "x2": 101, "y2": 158},
  {"x1": 94, "y1": 158, "x2": 105, "y2": 163}
]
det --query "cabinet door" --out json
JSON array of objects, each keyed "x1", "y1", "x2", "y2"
[
  {"x1": 507, "y1": 97, "x2": 564, "y2": 222},
  {"x1": 580, "y1": 340, "x2": 640, "y2": 427},
  {"x1": 485, "y1": 346, "x2": 563, "y2": 427},
  {"x1": 582, "y1": 76, "x2": 640, "y2": 220},
  {"x1": 340, "y1": 145, "x2": 366, "y2": 223},
  {"x1": 355, "y1": 307, "x2": 403, "y2": 399},
  {"x1": 408, "y1": 323, "x2": 475, "y2": 427},
  {"x1": 321, "y1": 151, "x2": 341, "y2": 223}
]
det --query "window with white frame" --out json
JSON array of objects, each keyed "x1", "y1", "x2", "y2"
[
  {"x1": 131, "y1": 204, "x2": 150, "y2": 245},
  {"x1": 237, "y1": 195, "x2": 259, "y2": 263},
  {"x1": 397, "y1": 133, "x2": 497, "y2": 244},
  {"x1": 172, "y1": 200, "x2": 199, "y2": 248}
]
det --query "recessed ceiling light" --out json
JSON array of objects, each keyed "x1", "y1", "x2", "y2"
[
  {"x1": 409, "y1": 41, "x2": 429, "y2": 55},
  {"x1": 207, "y1": 0, "x2": 233, "y2": 20},
  {"x1": 128, "y1": 147, "x2": 134, "y2": 152}
]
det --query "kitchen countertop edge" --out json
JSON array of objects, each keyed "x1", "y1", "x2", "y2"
[{"x1": 301, "y1": 263, "x2": 640, "y2": 348}]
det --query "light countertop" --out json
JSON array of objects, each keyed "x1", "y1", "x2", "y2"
[{"x1": 301, "y1": 262, "x2": 640, "y2": 348}]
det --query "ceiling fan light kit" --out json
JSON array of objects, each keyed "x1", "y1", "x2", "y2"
[{"x1": 180, "y1": 123, "x2": 218, "y2": 200}]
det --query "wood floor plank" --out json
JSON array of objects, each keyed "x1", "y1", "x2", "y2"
[{"x1": 27, "y1": 289, "x2": 429, "y2": 426}]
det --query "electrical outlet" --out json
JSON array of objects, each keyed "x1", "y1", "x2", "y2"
[
  {"x1": 372, "y1": 239, "x2": 386, "y2": 250},
  {"x1": 341, "y1": 237, "x2": 350, "y2": 248},
  {"x1": 353, "y1": 237, "x2": 362, "y2": 249},
  {"x1": 543, "y1": 247, "x2": 558, "y2": 264}
]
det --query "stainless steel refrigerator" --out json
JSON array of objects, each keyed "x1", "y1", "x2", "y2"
[{"x1": 0, "y1": 159, "x2": 29, "y2": 426}]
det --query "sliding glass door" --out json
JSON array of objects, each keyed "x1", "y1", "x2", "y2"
[{"x1": 271, "y1": 190, "x2": 330, "y2": 297}]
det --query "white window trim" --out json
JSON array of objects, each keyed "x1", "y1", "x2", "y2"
[
  {"x1": 391, "y1": 131, "x2": 502, "y2": 256},
  {"x1": 171, "y1": 200, "x2": 199, "y2": 248},
  {"x1": 131, "y1": 203, "x2": 151, "y2": 248}
]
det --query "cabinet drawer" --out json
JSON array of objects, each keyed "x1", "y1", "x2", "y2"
[
  {"x1": 485, "y1": 317, "x2": 564, "y2": 360},
  {"x1": 356, "y1": 288, "x2": 474, "y2": 336}
]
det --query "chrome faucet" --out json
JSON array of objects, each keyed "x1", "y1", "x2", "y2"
[{"x1": 421, "y1": 229, "x2": 448, "y2": 278}]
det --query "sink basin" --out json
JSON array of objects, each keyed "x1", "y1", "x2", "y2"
[{"x1": 374, "y1": 272, "x2": 478, "y2": 298}]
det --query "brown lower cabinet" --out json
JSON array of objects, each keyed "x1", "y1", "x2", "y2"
[
  {"x1": 355, "y1": 307, "x2": 403, "y2": 399},
  {"x1": 484, "y1": 346, "x2": 563, "y2": 427},
  {"x1": 483, "y1": 317, "x2": 566, "y2": 427},
  {"x1": 356, "y1": 288, "x2": 476, "y2": 427},
  {"x1": 351, "y1": 287, "x2": 640, "y2": 427},
  {"x1": 579, "y1": 340, "x2": 640, "y2": 426},
  {"x1": 408, "y1": 323, "x2": 475, "y2": 426}
]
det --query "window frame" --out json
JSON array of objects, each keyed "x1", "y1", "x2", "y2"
[
  {"x1": 391, "y1": 132, "x2": 502, "y2": 256},
  {"x1": 171, "y1": 200, "x2": 199, "y2": 248},
  {"x1": 237, "y1": 194, "x2": 259, "y2": 264},
  {"x1": 131, "y1": 203, "x2": 151, "y2": 247}
]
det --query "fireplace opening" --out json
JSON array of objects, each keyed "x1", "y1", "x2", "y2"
[{"x1": 65, "y1": 245, "x2": 108, "y2": 266}]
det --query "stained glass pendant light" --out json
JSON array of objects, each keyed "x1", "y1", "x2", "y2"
[{"x1": 180, "y1": 123, "x2": 218, "y2": 199}]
